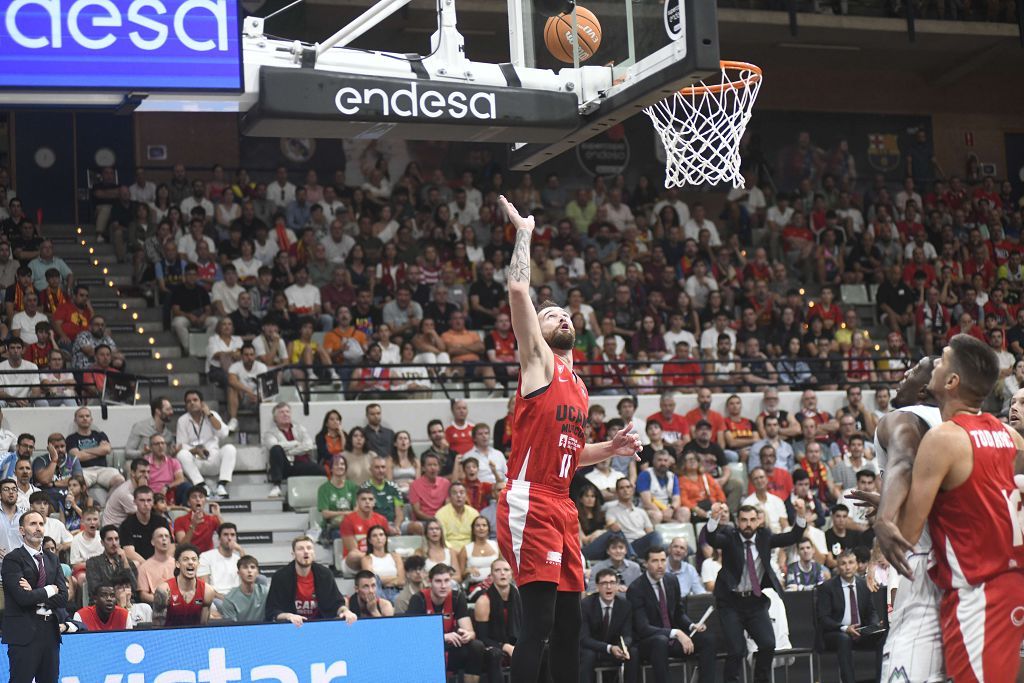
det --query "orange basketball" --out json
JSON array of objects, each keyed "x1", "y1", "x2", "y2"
[{"x1": 543, "y1": 5, "x2": 602, "y2": 64}]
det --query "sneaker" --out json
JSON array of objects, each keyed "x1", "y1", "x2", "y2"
[
  {"x1": 215, "y1": 484, "x2": 229, "y2": 499},
  {"x1": 268, "y1": 485, "x2": 282, "y2": 499},
  {"x1": 227, "y1": 418, "x2": 239, "y2": 433}
]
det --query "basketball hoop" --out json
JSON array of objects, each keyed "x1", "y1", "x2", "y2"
[{"x1": 644, "y1": 60, "x2": 762, "y2": 189}]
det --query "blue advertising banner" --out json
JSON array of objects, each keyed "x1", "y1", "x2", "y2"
[
  {"x1": 0, "y1": 0, "x2": 242, "y2": 90},
  {"x1": 0, "y1": 616, "x2": 446, "y2": 682}
]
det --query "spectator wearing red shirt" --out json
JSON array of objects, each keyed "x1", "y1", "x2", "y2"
[
  {"x1": 795, "y1": 389, "x2": 839, "y2": 442},
  {"x1": 339, "y1": 488, "x2": 390, "y2": 573},
  {"x1": 901, "y1": 248, "x2": 936, "y2": 289},
  {"x1": 173, "y1": 485, "x2": 222, "y2": 553},
  {"x1": 991, "y1": 225, "x2": 1018, "y2": 266},
  {"x1": 781, "y1": 210, "x2": 816, "y2": 270},
  {"x1": 983, "y1": 289, "x2": 1016, "y2": 328},
  {"x1": 52, "y1": 284, "x2": 92, "y2": 348},
  {"x1": 722, "y1": 394, "x2": 757, "y2": 463},
  {"x1": 24, "y1": 321, "x2": 54, "y2": 367},
  {"x1": 946, "y1": 312, "x2": 986, "y2": 343},
  {"x1": 445, "y1": 399, "x2": 474, "y2": 456},
  {"x1": 963, "y1": 243, "x2": 995, "y2": 288},
  {"x1": 972, "y1": 176, "x2": 1001, "y2": 209},
  {"x1": 74, "y1": 582, "x2": 130, "y2": 631},
  {"x1": 747, "y1": 446, "x2": 793, "y2": 500},
  {"x1": 409, "y1": 452, "x2": 451, "y2": 522},
  {"x1": 662, "y1": 341, "x2": 701, "y2": 389},
  {"x1": 742, "y1": 248, "x2": 772, "y2": 283},
  {"x1": 590, "y1": 336, "x2": 630, "y2": 395},
  {"x1": 645, "y1": 393, "x2": 691, "y2": 448},
  {"x1": 684, "y1": 387, "x2": 727, "y2": 444},
  {"x1": 455, "y1": 455, "x2": 495, "y2": 511},
  {"x1": 484, "y1": 313, "x2": 518, "y2": 385},
  {"x1": 806, "y1": 286, "x2": 843, "y2": 333}
]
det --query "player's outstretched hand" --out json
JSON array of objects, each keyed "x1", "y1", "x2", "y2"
[
  {"x1": 498, "y1": 195, "x2": 534, "y2": 233},
  {"x1": 846, "y1": 489, "x2": 881, "y2": 511},
  {"x1": 873, "y1": 517, "x2": 915, "y2": 579},
  {"x1": 610, "y1": 422, "x2": 643, "y2": 461}
]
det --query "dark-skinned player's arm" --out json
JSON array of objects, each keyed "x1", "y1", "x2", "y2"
[
  {"x1": 872, "y1": 413, "x2": 925, "y2": 578},
  {"x1": 499, "y1": 196, "x2": 553, "y2": 391},
  {"x1": 898, "y1": 424, "x2": 961, "y2": 551}
]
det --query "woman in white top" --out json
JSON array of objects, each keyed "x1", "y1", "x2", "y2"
[
  {"x1": 390, "y1": 343, "x2": 433, "y2": 398},
  {"x1": 458, "y1": 516, "x2": 498, "y2": 585},
  {"x1": 205, "y1": 317, "x2": 242, "y2": 386},
  {"x1": 232, "y1": 239, "x2": 262, "y2": 287},
  {"x1": 342, "y1": 427, "x2": 377, "y2": 487},
  {"x1": 700, "y1": 546, "x2": 723, "y2": 592},
  {"x1": 376, "y1": 324, "x2": 401, "y2": 365},
  {"x1": 215, "y1": 190, "x2": 241, "y2": 232},
  {"x1": 418, "y1": 519, "x2": 461, "y2": 578},
  {"x1": 462, "y1": 226, "x2": 484, "y2": 264},
  {"x1": 361, "y1": 525, "x2": 405, "y2": 601},
  {"x1": 389, "y1": 430, "x2": 419, "y2": 493},
  {"x1": 565, "y1": 288, "x2": 600, "y2": 334},
  {"x1": 148, "y1": 184, "x2": 173, "y2": 224}
]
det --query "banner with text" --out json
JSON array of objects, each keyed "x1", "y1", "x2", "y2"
[
  {"x1": 0, "y1": 616, "x2": 445, "y2": 682},
  {"x1": 0, "y1": 0, "x2": 242, "y2": 90}
]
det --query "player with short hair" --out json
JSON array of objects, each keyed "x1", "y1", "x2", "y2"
[
  {"x1": 900, "y1": 334, "x2": 1024, "y2": 683},
  {"x1": 496, "y1": 196, "x2": 641, "y2": 683}
]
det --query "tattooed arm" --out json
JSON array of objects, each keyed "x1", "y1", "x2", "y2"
[
  {"x1": 499, "y1": 196, "x2": 552, "y2": 389},
  {"x1": 152, "y1": 584, "x2": 169, "y2": 626}
]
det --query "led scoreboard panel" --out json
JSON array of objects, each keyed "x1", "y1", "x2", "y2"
[{"x1": 0, "y1": 0, "x2": 242, "y2": 90}]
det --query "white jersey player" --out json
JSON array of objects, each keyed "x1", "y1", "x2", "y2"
[{"x1": 864, "y1": 358, "x2": 946, "y2": 683}]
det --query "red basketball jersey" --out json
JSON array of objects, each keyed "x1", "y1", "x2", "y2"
[
  {"x1": 928, "y1": 412, "x2": 1024, "y2": 590},
  {"x1": 507, "y1": 355, "x2": 589, "y2": 494},
  {"x1": 165, "y1": 577, "x2": 206, "y2": 626}
]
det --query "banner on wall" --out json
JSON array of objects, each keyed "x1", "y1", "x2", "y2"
[{"x1": 0, "y1": 616, "x2": 445, "y2": 682}]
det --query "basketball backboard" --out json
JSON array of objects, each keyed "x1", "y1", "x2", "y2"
[{"x1": 507, "y1": 0, "x2": 721, "y2": 171}]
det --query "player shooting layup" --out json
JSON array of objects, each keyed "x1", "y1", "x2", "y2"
[
  {"x1": 856, "y1": 357, "x2": 946, "y2": 682},
  {"x1": 496, "y1": 196, "x2": 642, "y2": 683},
  {"x1": 900, "y1": 334, "x2": 1024, "y2": 683}
]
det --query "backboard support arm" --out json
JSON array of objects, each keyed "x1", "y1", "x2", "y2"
[{"x1": 314, "y1": 0, "x2": 416, "y2": 58}]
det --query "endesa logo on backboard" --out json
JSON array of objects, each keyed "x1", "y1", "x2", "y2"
[{"x1": 0, "y1": 0, "x2": 242, "y2": 90}]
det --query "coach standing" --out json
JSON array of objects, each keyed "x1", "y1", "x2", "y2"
[
  {"x1": 2, "y1": 509, "x2": 70, "y2": 683},
  {"x1": 705, "y1": 500, "x2": 807, "y2": 683}
]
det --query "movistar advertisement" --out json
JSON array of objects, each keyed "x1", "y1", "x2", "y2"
[
  {"x1": 0, "y1": 617, "x2": 445, "y2": 682},
  {"x1": 0, "y1": 0, "x2": 242, "y2": 90}
]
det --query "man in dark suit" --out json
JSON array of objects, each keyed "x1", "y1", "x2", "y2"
[
  {"x1": 626, "y1": 545, "x2": 717, "y2": 683},
  {"x1": 2, "y1": 509, "x2": 70, "y2": 683},
  {"x1": 816, "y1": 549, "x2": 884, "y2": 683},
  {"x1": 705, "y1": 501, "x2": 807, "y2": 683},
  {"x1": 581, "y1": 567, "x2": 639, "y2": 683}
]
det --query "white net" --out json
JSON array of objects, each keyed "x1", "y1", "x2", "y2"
[{"x1": 644, "y1": 61, "x2": 763, "y2": 189}]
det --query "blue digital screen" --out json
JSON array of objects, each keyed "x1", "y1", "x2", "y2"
[
  {"x1": 0, "y1": 616, "x2": 446, "y2": 682},
  {"x1": 0, "y1": 0, "x2": 243, "y2": 90}
]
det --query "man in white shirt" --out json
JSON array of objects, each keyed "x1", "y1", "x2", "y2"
[
  {"x1": 321, "y1": 219, "x2": 355, "y2": 264},
  {"x1": 742, "y1": 467, "x2": 790, "y2": 534},
  {"x1": 683, "y1": 203, "x2": 722, "y2": 246},
  {"x1": 211, "y1": 265, "x2": 246, "y2": 317},
  {"x1": 128, "y1": 168, "x2": 156, "y2": 205},
  {"x1": 726, "y1": 172, "x2": 766, "y2": 215},
  {"x1": 176, "y1": 218, "x2": 217, "y2": 263},
  {"x1": 10, "y1": 292, "x2": 47, "y2": 345},
  {"x1": 553, "y1": 244, "x2": 586, "y2": 281},
  {"x1": 179, "y1": 180, "x2": 215, "y2": 222},
  {"x1": 894, "y1": 178, "x2": 922, "y2": 218},
  {"x1": 653, "y1": 189, "x2": 691, "y2": 226},
  {"x1": 448, "y1": 188, "x2": 480, "y2": 227},
  {"x1": 284, "y1": 266, "x2": 332, "y2": 332},
  {"x1": 226, "y1": 344, "x2": 268, "y2": 433},
  {"x1": 0, "y1": 477, "x2": 26, "y2": 555},
  {"x1": 766, "y1": 195, "x2": 795, "y2": 233},
  {"x1": 458, "y1": 424, "x2": 506, "y2": 485},
  {"x1": 0, "y1": 338, "x2": 42, "y2": 407},
  {"x1": 699, "y1": 313, "x2": 736, "y2": 358},
  {"x1": 318, "y1": 186, "x2": 347, "y2": 222},
  {"x1": 175, "y1": 390, "x2": 236, "y2": 499},
  {"x1": 198, "y1": 521, "x2": 244, "y2": 598},
  {"x1": 267, "y1": 167, "x2": 296, "y2": 209},
  {"x1": 662, "y1": 314, "x2": 698, "y2": 355},
  {"x1": 603, "y1": 188, "x2": 635, "y2": 231},
  {"x1": 584, "y1": 458, "x2": 624, "y2": 502}
]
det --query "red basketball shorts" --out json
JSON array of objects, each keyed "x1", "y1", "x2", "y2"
[
  {"x1": 497, "y1": 479, "x2": 584, "y2": 592},
  {"x1": 939, "y1": 570, "x2": 1024, "y2": 683}
]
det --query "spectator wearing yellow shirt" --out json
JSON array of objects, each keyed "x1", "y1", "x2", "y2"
[{"x1": 434, "y1": 482, "x2": 478, "y2": 553}]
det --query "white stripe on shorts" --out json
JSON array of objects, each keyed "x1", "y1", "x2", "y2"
[{"x1": 505, "y1": 479, "x2": 531, "y2": 572}]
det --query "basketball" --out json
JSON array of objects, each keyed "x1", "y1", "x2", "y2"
[{"x1": 543, "y1": 5, "x2": 602, "y2": 64}]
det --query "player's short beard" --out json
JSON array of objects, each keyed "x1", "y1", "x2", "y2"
[{"x1": 548, "y1": 329, "x2": 575, "y2": 351}]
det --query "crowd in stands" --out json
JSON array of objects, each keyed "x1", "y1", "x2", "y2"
[{"x1": 0, "y1": 128, "x2": 1023, "y2": 678}]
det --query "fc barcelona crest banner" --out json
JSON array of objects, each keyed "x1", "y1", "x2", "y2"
[{"x1": 868, "y1": 133, "x2": 902, "y2": 172}]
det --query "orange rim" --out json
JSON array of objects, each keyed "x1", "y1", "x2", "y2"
[{"x1": 679, "y1": 60, "x2": 762, "y2": 96}]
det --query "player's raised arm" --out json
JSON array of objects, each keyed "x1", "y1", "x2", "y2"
[
  {"x1": 499, "y1": 196, "x2": 552, "y2": 376},
  {"x1": 899, "y1": 425, "x2": 959, "y2": 547}
]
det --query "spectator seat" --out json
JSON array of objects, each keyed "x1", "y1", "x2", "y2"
[
  {"x1": 389, "y1": 534, "x2": 425, "y2": 557},
  {"x1": 840, "y1": 285, "x2": 870, "y2": 306},
  {"x1": 656, "y1": 522, "x2": 696, "y2": 550},
  {"x1": 286, "y1": 476, "x2": 324, "y2": 511},
  {"x1": 188, "y1": 333, "x2": 208, "y2": 359}
]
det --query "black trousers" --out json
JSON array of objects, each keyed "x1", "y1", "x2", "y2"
[
  {"x1": 268, "y1": 446, "x2": 324, "y2": 484},
  {"x1": 446, "y1": 639, "x2": 495, "y2": 676},
  {"x1": 580, "y1": 645, "x2": 640, "y2": 683},
  {"x1": 822, "y1": 630, "x2": 884, "y2": 683},
  {"x1": 7, "y1": 623, "x2": 60, "y2": 683},
  {"x1": 638, "y1": 630, "x2": 716, "y2": 683},
  {"x1": 718, "y1": 593, "x2": 775, "y2": 683}
]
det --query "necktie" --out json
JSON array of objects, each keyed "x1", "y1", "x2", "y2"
[
  {"x1": 745, "y1": 541, "x2": 763, "y2": 597},
  {"x1": 848, "y1": 584, "x2": 860, "y2": 626},
  {"x1": 656, "y1": 581, "x2": 671, "y2": 628},
  {"x1": 603, "y1": 605, "x2": 611, "y2": 638},
  {"x1": 35, "y1": 553, "x2": 46, "y2": 588}
]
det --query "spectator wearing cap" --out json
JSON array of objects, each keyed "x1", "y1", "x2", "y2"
[{"x1": 173, "y1": 485, "x2": 222, "y2": 553}]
